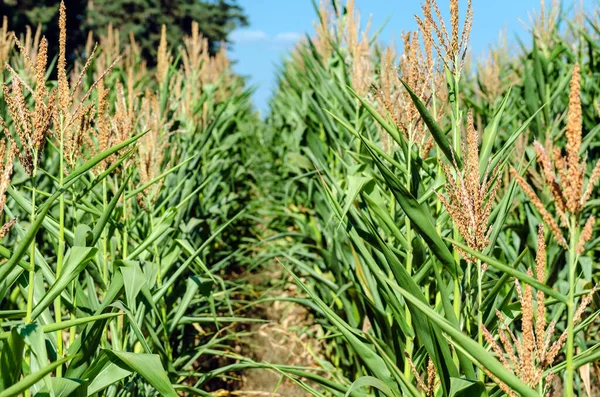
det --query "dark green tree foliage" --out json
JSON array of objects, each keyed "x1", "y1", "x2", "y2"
[{"x1": 0, "y1": 0, "x2": 247, "y2": 63}]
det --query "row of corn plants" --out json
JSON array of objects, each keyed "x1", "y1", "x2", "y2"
[
  {"x1": 263, "y1": 0, "x2": 600, "y2": 396},
  {"x1": 0, "y1": 3, "x2": 268, "y2": 396}
]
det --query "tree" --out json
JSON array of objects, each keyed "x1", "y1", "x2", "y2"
[{"x1": 0, "y1": 0, "x2": 247, "y2": 63}]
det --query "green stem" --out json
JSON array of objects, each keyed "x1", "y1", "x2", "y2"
[
  {"x1": 465, "y1": 259, "x2": 472, "y2": 335},
  {"x1": 100, "y1": 177, "x2": 110, "y2": 350},
  {"x1": 123, "y1": 183, "x2": 129, "y2": 258},
  {"x1": 449, "y1": 66, "x2": 462, "y2": 322},
  {"x1": 25, "y1": 162, "x2": 37, "y2": 323},
  {"x1": 24, "y1": 158, "x2": 37, "y2": 397},
  {"x1": 69, "y1": 202, "x2": 77, "y2": 346},
  {"x1": 54, "y1": 117, "x2": 66, "y2": 376},
  {"x1": 150, "y1": 213, "x2": 162, "y2": 287},
  {"x1": 450, "y1": 61, "x2": 462, "y2": 157},
  {"x1": 150, "y1": 211, "x2": 172, "y2": 360},
  {"x1": 565, "y1": 215, "x2": 578, "y2": 396},
  {"x1": 403, "y1": 138, "x2": 414, "y2": 378},
  {"x1": 119, "y1": 181, "x2": 128, "y2": 344},
  {"x1": 102, "y1": 178, "x2": 108, "y2": 285},
  {"x1": 477, "y1": 259, "x2": 483, "y2": 381},
  {"x1": 453, "y1": 269, "x2": 460, "y2": 319},
  {"x1": 448, "y1": 64, "x2": 464, "y2": 371}
]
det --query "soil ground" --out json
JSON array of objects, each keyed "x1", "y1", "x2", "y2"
[{"x1": 210, "y1": 269, "x2": 326, "y2": 397}]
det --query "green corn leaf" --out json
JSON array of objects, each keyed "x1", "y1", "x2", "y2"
[
  {"x1": 0, "y1": 328, "x2": 24, "y2": 390},
  {"x1": 448, "y1": 239, "x2": 567, "y2": 303},
  {"x1": 119, "y1": 262, "x2": 147, "y2": 311},
  {"x1": 387, "y1": 283, "x2": 537, "y2": 397},
  {"x1": 0, "y1": 313, "x2": 121, "y2": 339},
  {"x1": 0, "y1": 355, "x2": 74, "y2": 397},
  {"x1": 125, "y1": 155, "x2": 196, "y2": 199},
  {"x1": 103, "y1": 350, "x2": 177, "y2": 397},
  {"x1": 20, "y1": 324, "x2": 50, "y2": 393},
  {"x1": 91, "y1": 173, "x2": 131, "y2": 246},
  {"x1": 154, "y1": 211, "x2": 243, "y2": 302},
  {"x1": 48, "y1": 377, "x2": 87, "y2": 397},
  {"x1": 169, "y1": 276, "x2": 201, "y2": 332},
  {"x1": 82, "y1": 352, "x2": 132, "y2": 395},
  {"x1": 87, "y1": 362, "x2": 131, "y2": 395},
  {"x1": 449, "y1": 378, "x2": 487, "y2": 397},
  {"x1": 344, "y1": 376, "x2": 397, "y2": 397},
  {"x1": 479, "y1": 88, "x2": 511, "y2": 175},
  {"x1": 488, "y1": 106, "x2": 543, "y2": 173},
  {"x1": 339, "y1": 175, "x2": 373, "y2": 229},
  {"x1": 399, "y1": 79, "x2": 458, "y2": 166},
  {"x1": 31, "y1": 247, "x2": 97, "y2": 321}
]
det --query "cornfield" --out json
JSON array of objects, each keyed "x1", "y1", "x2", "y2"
[{"x1": 0, "y1": 0, "x2": 599, "y2": 396}]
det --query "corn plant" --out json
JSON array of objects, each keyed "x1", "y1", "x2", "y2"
[
  {"x1": 264, "y1": 0, "x2": 600, "y2": 396},
  {"x1": 0, "y1": 3, "x2": 265, "y2": 396},
  {"x1": 2, "y1": 0, "x2": 600, "y2": 396}
]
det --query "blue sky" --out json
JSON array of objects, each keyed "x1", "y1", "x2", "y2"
[{"x1": 228, "y1": 0, "x2": 585, "y2": 113}]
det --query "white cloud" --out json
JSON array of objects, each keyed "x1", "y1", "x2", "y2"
[
  {"x1": 230, "y1": 30, "x2": 269, "y2": 43},
  {"x1": 231, "y1": 30, "x2": 302, "y2": 45},
  {"x1": 274, "y1": 32, "x2": 303, "y2": 43}
]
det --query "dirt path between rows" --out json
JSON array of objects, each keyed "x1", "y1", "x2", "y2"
[
  {"x1": 237, "y1": 270, "x2": 323, "y2": 396},
  {"x1": 207, "y1": 267, "x2": 327, "y2": 397}
]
